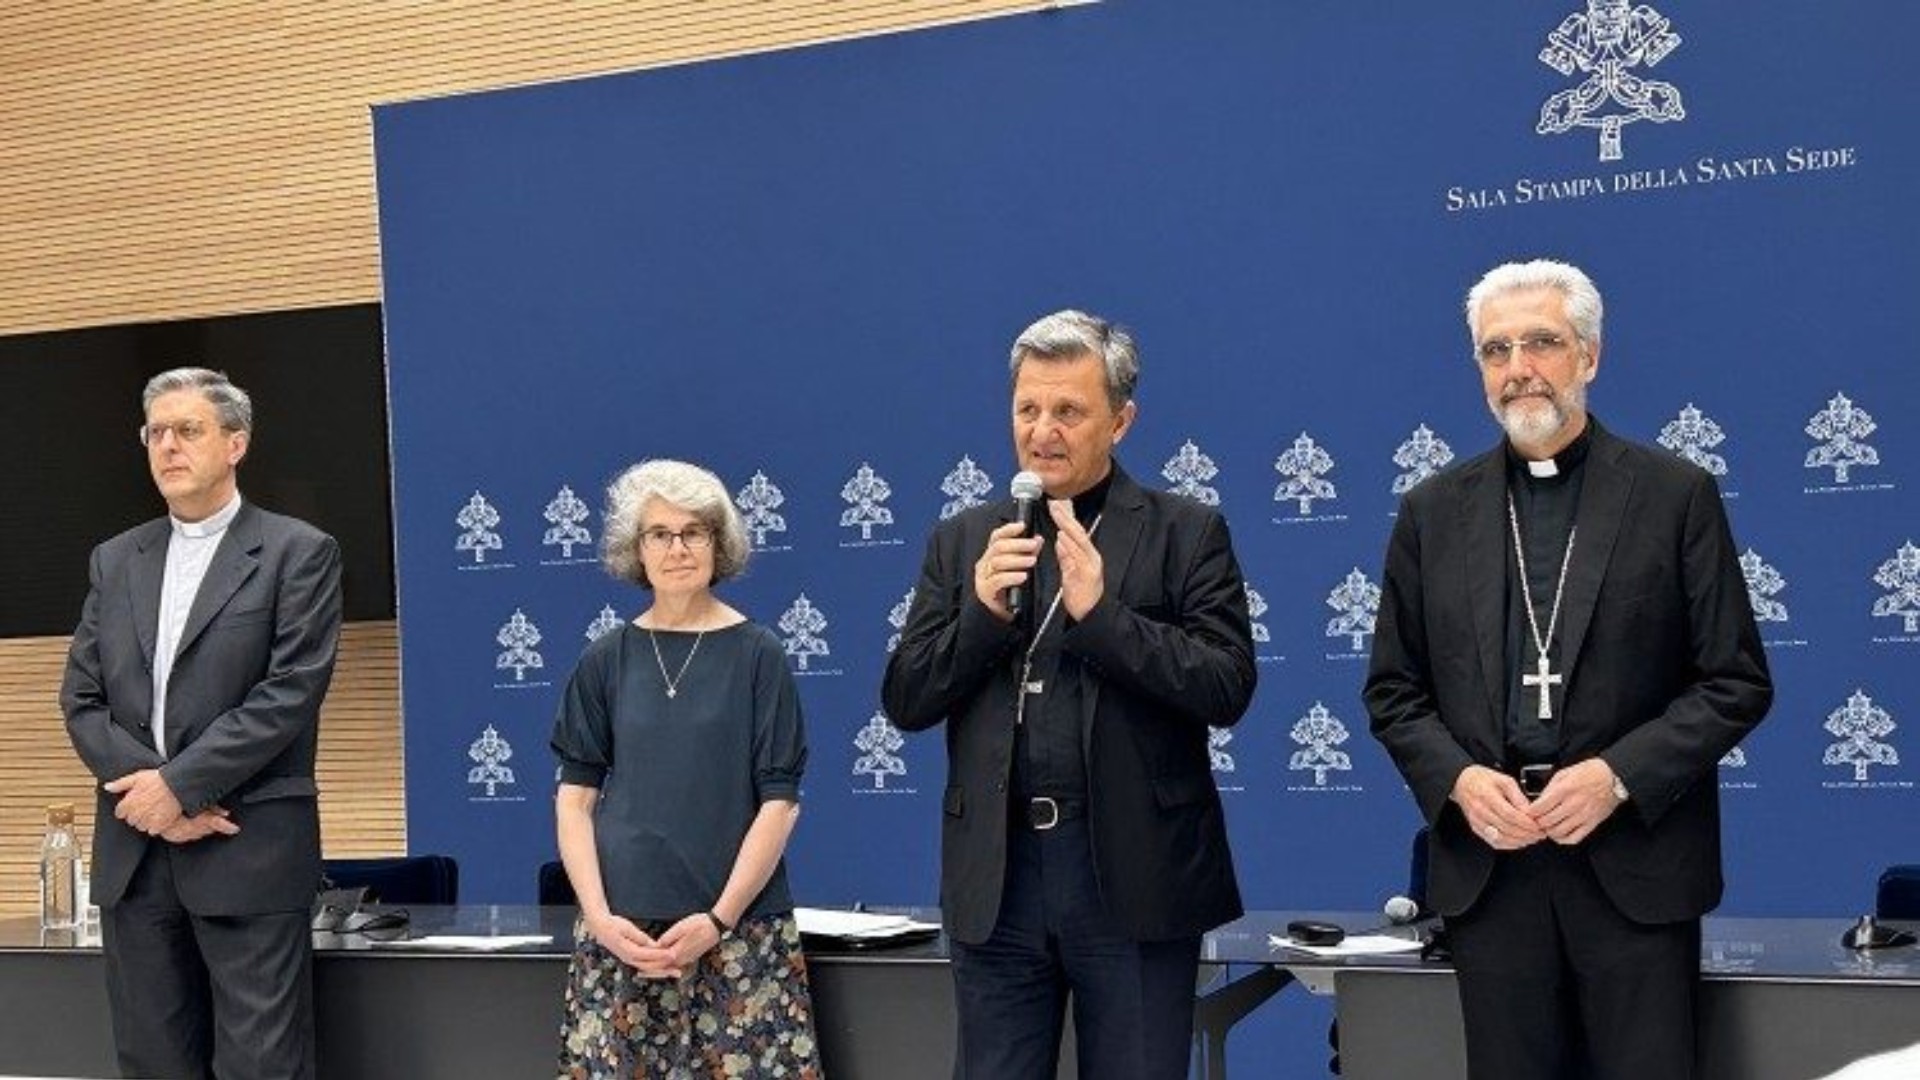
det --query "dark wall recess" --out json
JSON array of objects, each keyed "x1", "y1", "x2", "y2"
[{"x1": 0, "y1": 305, "x2": 395, "y2": 636}]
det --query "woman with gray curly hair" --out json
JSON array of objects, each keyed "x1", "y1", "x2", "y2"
[{"x1": 550, "y1": 459, "x2": 820, "y2": 1078}]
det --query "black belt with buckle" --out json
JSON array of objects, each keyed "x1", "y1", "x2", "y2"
[
  {"x1": 1024, "y1": 796, "x2": 1086, "y2": 830},
  {"x1": 1509, "y1": 763, "x2": 1557, "y2": 798}
]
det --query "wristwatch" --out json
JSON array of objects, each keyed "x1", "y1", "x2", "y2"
[{"x1": 1610, "y1": 774, "x2": 1630, "y2": 803}]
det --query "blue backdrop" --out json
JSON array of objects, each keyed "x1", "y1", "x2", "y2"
[{"x1": 374, "y1": 1, "x2": 1914, "y2": 1070}]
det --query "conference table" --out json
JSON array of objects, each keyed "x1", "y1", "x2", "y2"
[
  {"x1": 3, "y1": 907, "x2": 1917, "y2": 1078},
  {"x1": 1, "y1": 905, "x2": 968, "y2": 1080},
  {"x1": 1211, "y1": 912, "x2": 1920, "y2": 1079}
]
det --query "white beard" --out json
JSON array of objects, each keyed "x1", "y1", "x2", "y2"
[{"x1": 1490, "y1": 379, "x2": 1586, "y2": 448}]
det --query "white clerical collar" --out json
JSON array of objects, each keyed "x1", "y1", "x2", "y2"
[
  {"x1": 1526, "y1": 459, "x2": 1559, "y2": 478},
  {"x1": 172, "y1": 494, "x2": 243, "y2": 539}
]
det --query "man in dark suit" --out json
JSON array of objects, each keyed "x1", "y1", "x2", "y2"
[
  {"x1": 63, "y1": 367, "x2": 342, "y2": 1080},
  {"x1": 884, "y1": 309, "x2": 1256, "y2": 1079},
  {"x1": 1366, "y1": 260, "x2": 1772, "y2": 1080}
]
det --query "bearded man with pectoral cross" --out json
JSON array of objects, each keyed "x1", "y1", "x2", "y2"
[{"x1": 1366, "y1": 259, "x2": 1772, "y2": 1080}]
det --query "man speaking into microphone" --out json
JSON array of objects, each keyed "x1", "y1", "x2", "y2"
[{"x1": 884, "y1": 309, "x2": 1257, "y2": 1079}]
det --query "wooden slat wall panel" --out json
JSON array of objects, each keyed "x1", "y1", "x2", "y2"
[
  {"x1": 0, "y1": 621, "x2": 403, "y2": 917},
  {"x1": 0, "y1": 0, "x2": 1052, "y2": 334}
]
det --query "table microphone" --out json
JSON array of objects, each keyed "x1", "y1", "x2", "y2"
[
  {"x1": 1006, "y1": 471, "x2": 1044, "y2": 618},
  {"x1": 1383, "y1": 895, "x2": 1424, "y2": 925},
  {"x1": 1341, "y1": 896, "x2": 1428, "y2": 939}
]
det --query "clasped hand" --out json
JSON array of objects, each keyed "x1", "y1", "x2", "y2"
[
  {"x1": 1452, "y1": 759, "x2": 1622, "y2": 850},
  {"x1": 105, "y1": 769, "x2": 238, "y2": 843},
  {"x1": 586, "y1": 911, "x2": 722, "y2": 979},
  {"x1": 973, "y1": 501, "x2": 1103, "y2": 622}
]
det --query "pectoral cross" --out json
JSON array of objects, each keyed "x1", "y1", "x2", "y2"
[
  {"x1": 1522, "y1": 652, "x2": 1562, "y2": 720},
  {"x1": 1015, "y1": 659, "x2": 1043, "y2": 725}
]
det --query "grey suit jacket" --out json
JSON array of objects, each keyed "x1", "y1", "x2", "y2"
[
  {"x1": 1366, "y1": 419, "x2": 1772, "y2": 923},
  {"x1": 62, "y1": 501, "x2": 343, "y2": 915}
]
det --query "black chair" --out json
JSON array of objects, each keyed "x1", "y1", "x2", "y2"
[
  {"x1": 1875, "y1": 865, "x2": 1920, "y2": 919},
  {"x1": 537, "y1": 860, "x2": 577, "y2": 907},
  {"x1": 322, "y1": 854, "x2": 460, "y2": 905}
]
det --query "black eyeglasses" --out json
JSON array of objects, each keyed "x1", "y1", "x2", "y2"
[{"x1": 640, "y1": 526, "x2": 714, "y2": 552}]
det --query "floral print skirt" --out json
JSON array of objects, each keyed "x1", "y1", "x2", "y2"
[{"x1": 558, "y1": 912, "x2": 823, "y2": 1079}]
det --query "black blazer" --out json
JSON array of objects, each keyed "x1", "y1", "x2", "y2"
[
  {"x1": 62, "y1": 502, "x2": 343, "y2": 915},
  {"x1": 883, "y1": 465, "x2": 1256, "y2": 944},
  {"x1": 1366, "y1": 420, "x2": 1771, "y2": 923}
]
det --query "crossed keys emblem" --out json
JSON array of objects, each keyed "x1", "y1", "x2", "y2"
[{"x1": 1537, "y1": 0, "x2": 1686, "y2": 161}]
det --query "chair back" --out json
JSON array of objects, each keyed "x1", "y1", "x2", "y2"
[
  {"x1": 1875, "y1": 865, "x2": 1920, "y2": 920},
  {"x1": 537, "y1": 860, "x2": 578, "y2": 907},
  {"x1": 322, "y1": 854, "x2": 460, "y2": 905}
]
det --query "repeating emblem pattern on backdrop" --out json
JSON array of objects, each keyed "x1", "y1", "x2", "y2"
[
  {"x1": 493, "y1": 609, "x2": 547, "y2": 686},
  {"x1": 885, "y1": 588, "x2": 914, "y2": 653},
  {"x1": 1822, "y1": 690, "x2": 1901, "y2": 784},
  {"x1": 852, "y1": 712, "x2": 912, "y2": 793},
  {"x1": 584, "y1": 604, "x2": 622, "y2": 643},
  {"x1": 455, "y1": 491, "x2": 508, "y2": 567},
  {"x1": 1244, "y1": 583, "x2": 1271, "y2": 645},
  {"x1": 1325, "y1": 568, "x2": 1380, "y2": 655},
  {"x1": 1164, "y1": 439, "x2": 1221, "y2": 506},
  {"x1": 1658, "y1": 404, "x2": 1728, "y2": 477},
  {"x1": 1391, "y1": 424, "x2": 1455, "y2": 495},
  {"x1": 1288, "y1": 702, "x2": 1358, "y2": 790},
  {"x1": 1872, "y1": 542, "x2": 1920, "y2": 636},
  {"x1": 1210, "y1": 727, "x2": 1243, "y2": 793},
  {"x1": 467, "y1": 724, "x2": 521, "y2": 801},
  {"x1": 1537, "y1": 0, "x2": 1685, "y2": 162},
  {"x1": 736, "y1": 471, "x2": 791, "y2": 550},
  {"x1": 1274, "y1": 432, "x2": 1340, "y2": 519},
  {"x1": 1719, "y1": 745, "x2": 1755, "y2": 791},
  {"x1": 840, "y1": 463, "x2": 901, "y2": 546},
  {"x1": 1738, "y1": 550, "x2": 1788, "y2": 623},
  {"x1": 939, "y1": 456, "x2": 993, "y2": 520},
  {"x1": 779, "y1": 594, "x2": 839, "y2": 675},
  {"x1": 1209, "y1": 727, "x2": 1236, "y2": 774},
  {"x1": 1804, "y1": 392, "x2": 1880, "y2": 486},
  {"x1": 540, "y1": 484, "x2": 594, "y2": 563}
]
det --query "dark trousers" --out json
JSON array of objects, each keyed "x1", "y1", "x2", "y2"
[
  {"x1": 949, "y1": 814, "x2": 1201, "y2": 1080},
  {"x1": 1447, "y1": 843, "x2": 1700, "y2": 1080},
  {"x1": 101, "y1": 845, "x2": 315, "y2": 1080}
]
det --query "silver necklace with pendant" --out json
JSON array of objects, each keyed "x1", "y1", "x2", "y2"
[
  {"x1": 1015, "y1": 512, "x2": 1103, "y2": 725},
  {"x1": 648, "y1": 626, "x2": 706, "y2": 699},
  {"x1": 1507, "y1": 492, "x2": 1576, "y2": 721}
]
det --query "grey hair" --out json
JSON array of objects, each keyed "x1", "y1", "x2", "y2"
[
  {"x1": 601, "y1": 459, "x2": 750, "y2": 587},
  {"x1": 1465, "y1": 260, "x2": 1604, "y2": 347},
  {"x1": 142, "y1": 367, "x2": 253, "y2": 432},
  {"x1": 1008, "y1": 309, "x2": 1139, "y2": 412}
]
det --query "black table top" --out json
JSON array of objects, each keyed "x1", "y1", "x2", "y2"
[
  {"x1": 8, "y1": 907, "x2": 1918, "y2": 985},
  {"x1": 1207, "y1": 911, "x2": 1920, "y2": 986},
  {"x1": 0, "y1": 904, "x2": 951, "y2": 965}
]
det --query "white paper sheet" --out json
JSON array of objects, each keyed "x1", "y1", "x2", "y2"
[
  {"x1": 371, "y1": 934, "x2": 552, "y2": 951},
  {"x1": 795, "y1": 907, "x2": 940, "y2": 940},
  {"x1": 1266, "y1": 933, "x2": 1427, "y2": 958}
]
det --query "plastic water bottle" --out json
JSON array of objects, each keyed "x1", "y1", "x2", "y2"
[{"x1": 39, "y1": 803, "x2": 81, "y2": 931}]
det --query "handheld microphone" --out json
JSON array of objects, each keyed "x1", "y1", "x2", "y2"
[
  {"x1": 1382, "y1": 895, "x2": 1424, "y2": 925},
  {"x1": 1006, "y1": 471, "x2": 1044, "y2": 618}
]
